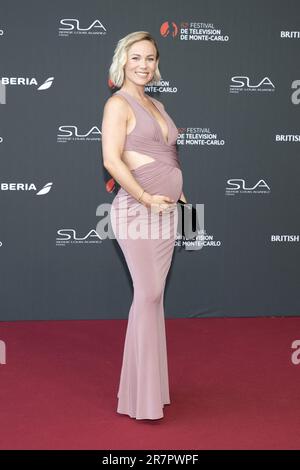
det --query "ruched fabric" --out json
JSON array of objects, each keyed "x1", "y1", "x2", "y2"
[{"x1": 111, "y1": 89, "x2": 183, "y2": 419}]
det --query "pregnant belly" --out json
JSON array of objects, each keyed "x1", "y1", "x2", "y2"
[
  {"x1": 158, "y1": 167, "x2": 183, "y2": 201},
  {"x1": 131, "y1": 161, "x2": 183, "y2": 202},
  {"x1": 113, "y1": 161, "x2": 183, "y2": 211},
  {"x1": 111, "y1": 161, "x2": 182, "y2": 240}
]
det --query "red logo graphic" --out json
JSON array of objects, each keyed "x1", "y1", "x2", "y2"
[
  {"x1": 160, "y1": 22, "x2": 178, "y2": 37},
  {"x1": 106, "y1": 177, "x2": 116, "y2": 193}
]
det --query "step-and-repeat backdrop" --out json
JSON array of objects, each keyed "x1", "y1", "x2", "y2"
[{"x1": 0, "y1": 0, "x2": 299, "y2": 321}]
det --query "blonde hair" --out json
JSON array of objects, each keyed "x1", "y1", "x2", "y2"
[{"x1": 109, "y1": 31, "x2": 161, "y2": 88}]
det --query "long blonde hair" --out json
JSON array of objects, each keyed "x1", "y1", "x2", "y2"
[{"x1": 109, "y1": 31, "x2": 161, "y2": 88}]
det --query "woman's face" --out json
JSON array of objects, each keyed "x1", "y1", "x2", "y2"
[{"x1": 124, "y1": 40, "x2": 158, "y2": 86}]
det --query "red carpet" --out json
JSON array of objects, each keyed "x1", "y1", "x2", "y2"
[{"x1": 0, "y1": 317, "x2": 300, "y2": 449}]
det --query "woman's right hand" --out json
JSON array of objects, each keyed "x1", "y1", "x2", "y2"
[{"x1": 141, "y1": 192, "x2": 176, "y2": 213}]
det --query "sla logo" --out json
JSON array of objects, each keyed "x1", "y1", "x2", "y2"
[
  {"x1": 230, "y1": 76, "x2": 275, "y2": 93},
  {"x1": 56, "y1": 229, "x2": 103, "y2": 246},
  {"x1": 57, "y1": 125, "x2": 101, "y2": 142},
  {"x1": 0, "y1": 182, "x2": 53, "y2": 195},
  {"x1": 160, "y1": 22, "x2": 179, "y2": 38},
  {"x1": 225, "y1": 179, "x2": 271, "y2": 195},
  {"x1": 0, "y1": 340, "x2": 6, "y2": 365},
  {"x1": 58, "y1": 19, "x2": 107, "y2": 36}
]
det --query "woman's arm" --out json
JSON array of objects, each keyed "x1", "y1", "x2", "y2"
[{"x1": 101, "y1": 95, "x2": 152, "y2": 207}]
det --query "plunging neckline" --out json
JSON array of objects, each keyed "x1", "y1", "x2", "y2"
[{"x1": 118, "y1": 89, "x2": 171, "y2": 146}]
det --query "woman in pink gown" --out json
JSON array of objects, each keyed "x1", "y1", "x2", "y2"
[{"x1": 101, "y1": 32, "x2": 187, "y2": 420}]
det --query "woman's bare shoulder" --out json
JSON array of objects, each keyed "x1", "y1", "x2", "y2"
[
  {"x1": 102, "y1": 93, "x2": 129, "y2": 120},
  {"x1": 104, "y1": 92, "x2": 128, "y2": 108}
]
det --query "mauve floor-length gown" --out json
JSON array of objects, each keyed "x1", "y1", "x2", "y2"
[{"x1": 110, "y1": 89, "x2": 183, "y2": 420}]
